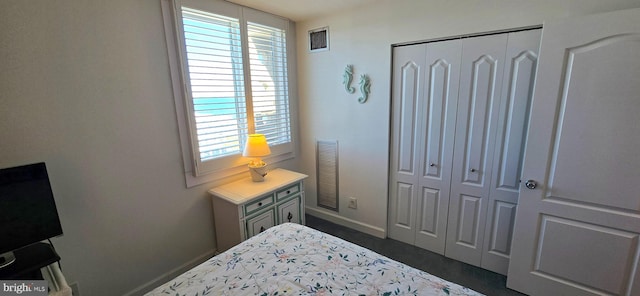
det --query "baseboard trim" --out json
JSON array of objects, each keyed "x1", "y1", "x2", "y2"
[
  {"x1": 123, "y1": 249, "x2": 216, "y2": 296},
  {"x1": 305, "y1": 207, "x2": 386, "y2": 239}
]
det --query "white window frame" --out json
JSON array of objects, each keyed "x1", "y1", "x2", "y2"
[{"x1": 161, "y1": 0, "x2": 297, "y2": 187}]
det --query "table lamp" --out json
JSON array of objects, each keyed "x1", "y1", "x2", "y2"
[{"x1": 243, "y1": 134, "x2": 271, "y2": 182}]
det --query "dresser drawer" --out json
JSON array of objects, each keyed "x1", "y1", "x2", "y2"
[
  {"x1": 276, "y1": 182, "x2": 300, "y2": 201},
  {"x1": 244, "y1": 194, "x2": 274, "y2": 216}
]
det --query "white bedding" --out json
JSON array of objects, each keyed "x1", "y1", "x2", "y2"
[{"x1": 146, "y1": 223, "x2": 483, "y2": 295}]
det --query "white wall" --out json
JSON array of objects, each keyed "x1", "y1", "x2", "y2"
[
  {"x1": 296, "y1": 0, "x2": 640, "y2": 235},
  {"x1": 0, "y1": 0, "x2": 297, "y2": 295}
]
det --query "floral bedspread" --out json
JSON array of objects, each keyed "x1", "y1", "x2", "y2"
[{"x1": 146, "y1": 223, "x2": 483, "y2": 296}]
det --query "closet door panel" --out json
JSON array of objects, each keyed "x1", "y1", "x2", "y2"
[
  {"x1": 422, "y1": 58, "x2": 457, "y2": 179},
  {"x1": 491, "y1": 30, "x2": 540, "y2": 194},
  {"x1": 457, "y1": 195, "x2": 482, "y2": 245},
  {"x1": 388, "y1": 44, "x2": 426, "y2": 243},
  {"x1": 423, "y1": 61, "x2": 448, "y2": 179},
  {"x1": 416, "y1": 187, "x2": 440, "y2": 236},
  {"x1": 446, "y1": 34, "x2": 508, "y2": 265},
  {"x1": 462, "y1": 56, "x2": 497, "y2": 185},
  {"x1": 394, "y1": 182, "x2": 415, "y2": 228},
  {"x1": 487, "y1": 201, "x2": 516, "y2": 254},
  {"x1": 482, "y1": 29, "x2": 541, "y2": 275},
  {"x1": 415, "y1": 40, "x2": 462, "y2": 254},
  {"x1": 397, "y1": 62, "x2": 421, "y2": 175}
]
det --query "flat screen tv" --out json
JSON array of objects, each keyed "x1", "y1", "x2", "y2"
[{"x1": 0, "y1": 162, "x2": 63, "y2": 268}]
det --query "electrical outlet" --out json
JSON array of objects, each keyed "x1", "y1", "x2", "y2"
[
  {"x1": 70, "y1": 282, "x2": 80, "y2": 296},
  {"x1": 348, "y1": 197, "x2": 357, "y2": 209}
]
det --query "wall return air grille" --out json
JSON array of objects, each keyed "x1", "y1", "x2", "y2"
[{"x1": 316, "y1": 140, "x2": 338, "y2": 210}]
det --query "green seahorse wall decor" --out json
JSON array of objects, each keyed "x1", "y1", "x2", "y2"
[
  {"x1": 358, "y1": 74, "x2": 371, "y2": 104},
  {"x1": 343, "y1": 64, "x2": 355, "y2": 94}
]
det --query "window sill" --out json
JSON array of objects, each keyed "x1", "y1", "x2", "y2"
[{"x1": 184, "y1": 152, "x2": 294, "y2": 188}]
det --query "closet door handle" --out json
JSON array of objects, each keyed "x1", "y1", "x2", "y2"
[
  {"x1": 469, "y1": 168, "x2": 476, "y2": 173},
  {"x1": 429, "y1": 163, "x2": 436, "y2": 167}
]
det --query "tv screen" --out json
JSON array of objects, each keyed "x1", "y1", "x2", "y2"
[{"x1": 0, "y1": 162, "x2": 63, "y2": 256}]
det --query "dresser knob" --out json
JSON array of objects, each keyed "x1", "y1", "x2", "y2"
[
  {"x1": 258, "y1": 202, "x2": 262, "y2": 206},
  {"x1": 287, "y1": 212, "x2": 293, "y2": 222},
  {"x1": 260, "y1": 226, "x2": 265, "y2": 233}
]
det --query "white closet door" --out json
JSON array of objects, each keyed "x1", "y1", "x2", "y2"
[
  {"x1": 445, "y1": 34, "x2": 508, "y2": 265},
  {"x1": 414, "y1": 40, "x2": 462, "y2": 253},
  {"x1": 389, "y1": 40, "x2": 462, "y2": 254},
  {"x1": 388, "y1": 44, "x2": 427, "y2": 244},
  {"x1": 480, "y1": 29, "x2": 541, "y2": 275}
]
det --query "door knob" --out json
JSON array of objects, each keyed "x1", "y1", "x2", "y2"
[{"x1": 525, "y1": 180, "x2": 537, "y2": 189}]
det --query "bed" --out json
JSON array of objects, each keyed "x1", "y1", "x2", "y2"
[{"x1": 145, "y1": 223, "x2": 483, "y2": 296}]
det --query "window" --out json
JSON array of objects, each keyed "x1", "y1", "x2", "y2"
[{"x1": 163, "y1": 0, "x2": 294, "y2": 182}]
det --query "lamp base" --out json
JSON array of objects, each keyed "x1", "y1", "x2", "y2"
[{"x1": 248, "y1": 165, "x2": 269, "y2": 182}]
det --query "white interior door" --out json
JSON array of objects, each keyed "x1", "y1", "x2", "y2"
[{"x1": 507, "y1": 8, "x2": 640, "y2": 296}]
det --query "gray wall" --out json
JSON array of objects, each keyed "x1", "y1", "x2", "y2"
[{"x1": 2, "y1": 0, "x2": 233, "y2": 294}]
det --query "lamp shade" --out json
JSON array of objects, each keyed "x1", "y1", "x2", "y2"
[{"x1": 243, "y1": 134, "x2": 271, "y2": 157}]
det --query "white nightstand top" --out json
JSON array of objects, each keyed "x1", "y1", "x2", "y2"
[{"x1": 208, "y1": 168, "x2": 308, "y2": 205}]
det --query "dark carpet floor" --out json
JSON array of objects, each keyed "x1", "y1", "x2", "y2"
[{"x1": 305, "y1": 214, "x2": 527, "y2": 296}]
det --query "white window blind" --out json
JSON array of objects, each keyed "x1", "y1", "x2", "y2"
[
  {"x1": 175, "y1": 3, "x2": 293, "y2": 177},
  {"x1": 247, "y1": 22, "x2": 291, "y2": 146},
  {"x1": 182, "y1": 8, "x2": 247, "y2": 162}
]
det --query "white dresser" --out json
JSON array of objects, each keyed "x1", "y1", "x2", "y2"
[{"x1": 209, "y1": 168, "x2": 308, "y2": 251}]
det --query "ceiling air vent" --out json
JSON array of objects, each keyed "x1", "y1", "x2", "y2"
[{"x1": 309, "y1": 26, "x2": 329, "y2": 52}]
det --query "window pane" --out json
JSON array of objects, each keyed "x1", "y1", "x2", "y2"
[
  {"x1": 247, "y1": 22, "x2": 291, "y2": 146},
  {"x1": 182, "y1": 8, "x2": 248, "y2": 161}
]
